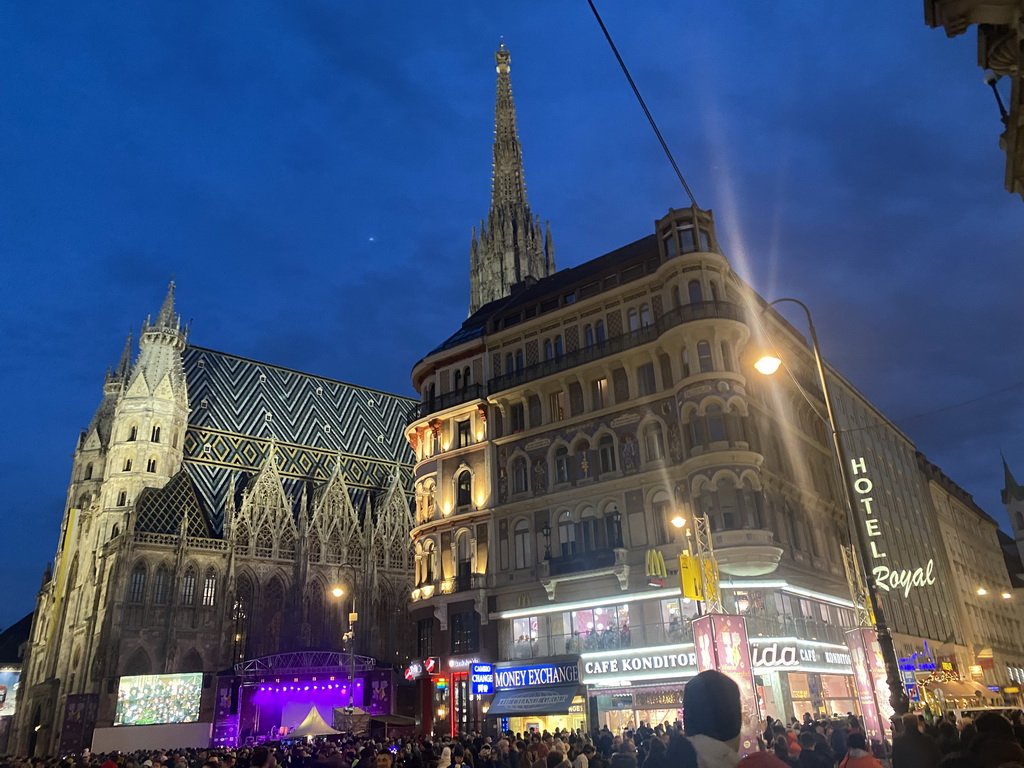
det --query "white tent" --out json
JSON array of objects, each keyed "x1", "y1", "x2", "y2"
[{"x1": 289, "y1": 706, "x2": 343, "y2": 738}]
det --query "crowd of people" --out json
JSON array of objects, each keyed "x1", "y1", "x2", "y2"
[{"x1": 4, "y1": 671, "x2": 1024, "y2": 768}]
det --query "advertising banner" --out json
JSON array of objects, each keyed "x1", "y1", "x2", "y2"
[
  {"x1": 366, "y1": 669, "x2": 393, "y2": 714},
  {"x1": 692, "y1": 614, "x2": 758, "y2": 755},
  {"x1": 846, "y1": 627, "x2": 892, "y2": 743},
  {"x1": 0, "y1": 669, "x2": 19, "y2": 718},
  {"x1": 59, "y1": 693, "x2": 99, "y2": 754},
  {"x1": 211, "y1": 677, "x2": 239, "y2": 748}
]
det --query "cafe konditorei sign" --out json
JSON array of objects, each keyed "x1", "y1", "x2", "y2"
[
  {"x1": 850, "y1": 457, "x2": 936, "y2": 597},
  {"x1": 580, "y1": 647, "x2": 698, "y2": 682}
]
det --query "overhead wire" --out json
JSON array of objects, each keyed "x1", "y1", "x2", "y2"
[{"x1": 585, "y1": 0, "x2": 699, "y2": 208}]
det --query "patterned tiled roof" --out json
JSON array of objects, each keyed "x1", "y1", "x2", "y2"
[{"x1": 181, "y1": 346, "x2": 416, "y2": 533}]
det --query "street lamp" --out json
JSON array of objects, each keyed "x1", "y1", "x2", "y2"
[
  {"x1": 671, "y1": 515, "x2": 687, "y2": 529},
  {"x1": 331, "y1": 564, "x2": 360, "y2": 715},
  {"x1": 754, "y1": 296, "x2": 909, "y2": 720}
]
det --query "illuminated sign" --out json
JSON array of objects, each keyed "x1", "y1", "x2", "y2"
[
  {"x1": 449, "y1": 657, "x2": 484, "y2": 670},
  {"x1": 580, "y1": 647, "x2": 697, "y2": 682},
  {"x1": 425, "y1": 657, "x2": 440, "y2": 674},
  {"x1": 851, "y1": 457, "x2": 936, "y2": 597},
  {"x1": 114, "y1": 673, "x2": 202, "y2": 726},
  {"x1": 748, "y1": 639, "x2": 853, "y2": 673},
  {"x1": 435, "y1": 676, "x2": 448, "y2": 690},
  {"x1": 493, "y1": 661, "x2": 579, "y2": 689},
  {"x1": 471, "y1": 663, "x2": 494, "y2": 695}
]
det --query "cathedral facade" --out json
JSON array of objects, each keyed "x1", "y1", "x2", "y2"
[{"x1": 10, "y1": 287, "x2": 417, "y2": 757}]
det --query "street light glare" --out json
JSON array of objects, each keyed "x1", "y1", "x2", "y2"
[
  {"x1": 754, "y1": 355, "x2": 782, "y2": 375},
  {"x1": 977, "y1": 587, "x2": 987, "y2": 596},
  {"x1": 1002, "y1": 592, "x2": 1013, "y2": 599},
  {"x1": 670, "y1": 515, "x2": 686, "y2": 529},
  {"x1": 331, "y1": 587, "x2": 344, "y2": 598}
]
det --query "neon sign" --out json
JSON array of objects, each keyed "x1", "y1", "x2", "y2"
[{"x1": 851, "y1": 457, "x2": 936, "y2": 597}]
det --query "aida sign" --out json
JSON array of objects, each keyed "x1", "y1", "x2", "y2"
[
  {"x1": 748, "y1": 639, "x2": 853, "y2": 673},
  {"x1": 851, "y1": 457, "x2": 936, "y2": 597}
]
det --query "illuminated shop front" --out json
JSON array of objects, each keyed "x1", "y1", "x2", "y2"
[
  {"x1": 748, "y1": 638, "x2": 858, "y2": 721},
  {"x1": 580, "y1": 645, "x2": 698, "y2": 732},
  {"x1": 488, "y1": 659, "x2": 587, "y2": 735}
]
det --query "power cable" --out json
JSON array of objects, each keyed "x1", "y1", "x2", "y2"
[{"x1": 586, "y1": 0, "x2": 699, "y2": 208}]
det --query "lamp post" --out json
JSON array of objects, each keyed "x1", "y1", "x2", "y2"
[
  {"x1": 754, "y1": 297, "x2": 909, "y2": 719},
  {"x1": 331, "y1": 563, "x2": 360, "y2": 714}
]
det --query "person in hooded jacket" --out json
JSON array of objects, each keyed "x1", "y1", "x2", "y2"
[{"x1": 837, "y1": 733, "x2": 881, "y2": 768}]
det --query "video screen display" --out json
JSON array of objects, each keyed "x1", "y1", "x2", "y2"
[
  {"x1": 0, "y1": 668, "x2": 19, "y2": 717},
  {"x1": 114, "y1": 673, "x2": 202, "y2": 725}
]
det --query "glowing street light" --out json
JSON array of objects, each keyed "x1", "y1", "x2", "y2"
[
  {"x1": 977, "y1": 588, "x2": 988, "y2": 596},
  {"x1": 671, "y1": 515, "x2": 687, "y2": 529},
  {"x1": 331, "y1": 587, "x2": 344, "y2": 598},
  {"x1": 753, "y1": 355, "x2": 782, "y2": 375},
  {"x1": 1002, "y1": 592, "x2": 1012, "y2": 599}
]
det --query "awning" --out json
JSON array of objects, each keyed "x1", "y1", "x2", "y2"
[{"x1": 487, "y1": 685, "x2": 580, "y2": 716}]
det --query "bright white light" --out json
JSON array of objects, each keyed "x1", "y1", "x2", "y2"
[
  {"x1": 332, "y1": 587, "x2": 344, "y2": 598},
  {"x1": 1002, "y1": 592, "x2": 1012, "y2": 599},
  {"x1": 671, "y1": 515, "x2": 686, "y2": 529},
  {"x1": 977, "y1": 587, "x2": 987, "y2": 596},
  {"x1": 754, "y1": 355, "x2": 782, "y2": 375}
]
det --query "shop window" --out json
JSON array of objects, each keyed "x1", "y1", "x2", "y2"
[
  {"x1": 512, "y1": 457, "x2": 528, "y2": 494},
  {"x1": 564, "y1": 603, "x2": 631, "y2": 652},
  {"x1": 660, "y1": 598, "x2": 697, "y2": 643},
  {"x1": 513, "y1": 520, "x2": 531, "y2": 569},
  {"x1": 457, "y1": 420, "x2": 471, "y2": 448},
  {"x1": 554, "y1": 446, "x2": 571, "y2": 485},
  {"x1": 638, "y1": 363, "x2": 657, "y2": 396},
  {"x1": 450, "y1": 611, "x2": 480, "y2": 654},
  {"x1": 456, "y1": 471, "x2": 472, "y2": 507},
  {"x1": 592, "y1": 378, "x2": 608, "y2": 410},
  {"x1": 598, "y1": 435, "x2": 616, "y2": 474}
]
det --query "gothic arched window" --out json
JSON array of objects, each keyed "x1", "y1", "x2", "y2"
[
  {"x1": 181, "y1": 566, "x2": 197, "y2": 605},
  {"x1": 153, "y1": 565, "x2": 170, "y2": 605},
  {"x1": 151, "y1": 425, "x2": 161, "y2": 443},
  {"x1": 202, "y1": 569, "x2": 217, "y2": 607},
  {"x1": 456, "y1": 470, "x2": 472, "y2": 507},
  {"x1": 255, "y1": 526, "x2": 273, "y2": 558},
  {"x1": 128, "y1": 562, "x2": 146, "y2": 604}
]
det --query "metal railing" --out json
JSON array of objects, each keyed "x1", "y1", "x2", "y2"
[
  {"x1": 487, "y1": 300, "x2": 745, "y2": 395},
  {"x1": 741, "y1": 613, "x2": 846, "y2": 645},
  {"x1": 547, "y1": 546, "x2": 617, "y2": 576},
  {"x1": 502, "y1": 623, "x2": 696, "y2": 661},
  {"x1": 407, "y1": 384, "x2": 484, "y2": 425}
]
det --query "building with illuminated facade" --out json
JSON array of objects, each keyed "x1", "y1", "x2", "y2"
[
  {"x1": 404, "y1": 44, "x2": 1021, "y2": 735},
  {"x1": 10, "y1": 287, "x2": 417, "y2": 757}
]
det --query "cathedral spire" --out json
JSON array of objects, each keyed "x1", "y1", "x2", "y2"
[
  {"x1": 468, "y1": 42, "x2": 555, "y2": 316},
  {"x1": 155, "y1": 280, "x2": 179, "y2": 330},
  {"x1": 114, "y1": 330, "x2": 133, "y2": 381}
]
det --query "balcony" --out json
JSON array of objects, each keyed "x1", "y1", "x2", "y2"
[
  {"x1": 712, "y1": 528, "x2": 783, "y2": 577},
  {"x1": 741, "y1": 612, "x2": 847, "y2": 646},
  {"x1": 487, "y1": 300, "x2": 746, "y2": 395},
  {"x1": 502, "y1": 623, "x2": 696, "y2": 661},
  {"x1": 407, "y1": 383, "x2": 484, "y2": 425},
  {"x1": 539, "y1": 547, "x2": 630, "y2": 600}
]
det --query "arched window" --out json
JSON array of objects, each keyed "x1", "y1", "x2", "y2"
[
  {"x1": 128, "y1": 562, "x2": 146, "y2": 603},
  {"x1": 514, "y1": 520, "x2": 531, "y2": 570},
  {"x1": 263, "y1": 577, "x2": 285, "y2": 655},
  {"x1": 123, "y1": 458, "x2": 133, "y2": 472},
  {"x1": 688, "y1": 280, "x2": 703, "y2": 304},
  {"x1": 235, "y1": 522, "x2": 250, "y2": 555},
  {"x1": 512, "y1": 457, "x2": 528, "y2": 494},
  {"x1": 255, "y1": 526, "x2": 273, "y2": 558},
  {"x1": 423, "y1": 540, "x2": 436, "y2": 583},
  {"x1": 595, "y1": 321, "x2": 606, "y2": 343},
  {"x1": 146, "y1": 458, "x2": 157, "y2": 473},
  {"x1": 717, "y1": 478, "x2": 740, "y2": 530},
  {"x1": 151, "y1": 425, "x2": 161, "y2": 443},
  {"x1": 127, "y1": 426, "x2": 137, "y2": 442},
  {"x1": 644, "y1": 422, "x2": 665, "y2": 461},
  {"x1": 671, "y1": 286, "x2": 681, "y2": 308},
  {"x1": 740, "y1": 479, "x2": 761, "y2": 529},
  {"x1": 639, "y1": 304, "x2": 652, "y2": 327},
  {"x1": 584, "y1": 325, "x2": 594, "y2": 347},
  {"x1": 598, "y1": 434, "x2": 617, "y2": 474},
  {"x1": 544, "y1": 339, "x2": 554, "y2": 360},
  {"x1": 453, "y1": 369, "x2": 462, "y2": 391},
  {"x1": 152, "y1": 565, "x2": 170, "y2": 605},
  {"x1": 181, "y1": 566, "x2": 197, "y2": 605},
  {"x1": 707, "y1": 405, "x2": 727, "y2": 443},
  {"x1": 554, "y1": 446, "x2": 571, "y2": 484},
  {"x1": 464, "y1": 366, "x2": 471, "y2": 386},
  {"x1": 558, "y1": 511, "x2": 577, "y2": 557},
  {"x1": 455, "y1": 531, "x2": 473, "y2": 586},
  {"x1": 579, "y1": 508, "x2": 606, "y2": 552},
  {"x1": 554, "y1": 335, "x2": 564, "y2": 357},
  {"x1": 117, "y1": 490, "x2": 127, "y2": 506},
  {"x1": 308, "y1": 530, "x2": 322, "y2": 563},
  {"x1": 628, "y1": 309, "x2": 640, "y2": 332},
  {"x1": 279, "y1": 526, "x2": 295, "y2": 560},
  {"x1": 456, "y1": 470, "x2": 472, "y2": 507},
  {"x1": 721, "y1": 342, "x2": 735, "y2": 372},
  {"x1": 682, "y1": 347, "x2": 691, "y2": 378},
  {"x1": 83, "y1": 464, "x2": 93, "y2": 481},
  {"x1": 202, "y1": 569, "x2": 217, "y2": 607},
  {"x1": 515, "y1": 349, "x2": 524, "y2": 370},
  {"x1": 697, "y1": 341, "x2": 714, "y2": 373}
]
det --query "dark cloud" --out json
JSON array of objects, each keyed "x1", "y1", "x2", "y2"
[{"x1": 2, "y1": 0, "x2": 1023, "y2": 627}]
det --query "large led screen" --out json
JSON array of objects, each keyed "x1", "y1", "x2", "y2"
[
  {"x1": 114, "y1": 673, "x2": 202, "y2": 725},
  {"x1": 0, "y1": 668, "x2": 19, "y2": 717}
]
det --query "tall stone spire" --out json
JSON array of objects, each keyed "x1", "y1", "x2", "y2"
[
  {"x1": 468, "y1": 43, "x2": 555, "y2": 316},
  {"x1": 155, "y1": 280, "x2": 180, "y2": 330}
]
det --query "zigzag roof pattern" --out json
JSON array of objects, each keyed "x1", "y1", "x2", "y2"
[{"x1": 180, "y1": 346, "x2": 415, "y2": 533}]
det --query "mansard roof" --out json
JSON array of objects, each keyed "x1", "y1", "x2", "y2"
[
  {"x1": 181, "y1": 346, "x2": 415, "y2": 533},
  {"x1": 428, "y1": 234, "x2": 658, "y2": 357}
]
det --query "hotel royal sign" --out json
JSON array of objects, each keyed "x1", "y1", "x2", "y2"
[{"x1": 851, "y1": 456, "x2": 936, "y2": 596}]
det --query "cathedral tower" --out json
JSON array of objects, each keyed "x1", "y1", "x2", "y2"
[{"x1": 468, "y1": 43, "x2": 554, "y2": 316}]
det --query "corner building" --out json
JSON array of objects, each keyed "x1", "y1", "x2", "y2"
[{"x1": 406, "y1": 46, "x2": 976, "y2": 736}]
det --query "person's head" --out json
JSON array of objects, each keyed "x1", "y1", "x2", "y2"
[
  {"x1": 581, "y1": 746, "x2": 594, "y2": 758},
  {"x1": 973, "y1": 711, "x2": 1014, "y2": 738},
  {"x1": 900, "y1": 712, "x2": 920, "y2": 735},
  {"x1": 843, "y1": 733, "x2": 864, "y2": 752},
  {"x1": 250, "y1": 749, "x2": 275, "y2": 768},
  {"x1": 797, "y1": 732, "x2": 816, "y2": 750},
  {"x1": 937, "y1": 721, "x2": 957, "y2": 740},
  {"x1": 772, "y1": 736, "x2": 788, "y2": 759},
  {"x1": 544, "y1": 753, "x2": 563, "y2": 768},
  {"x1": 683, "y1": 670, "x2": 742, "y2": 749},
  {"x1": 646, "y1": 740, "x2": 664, "y2": 757}
]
